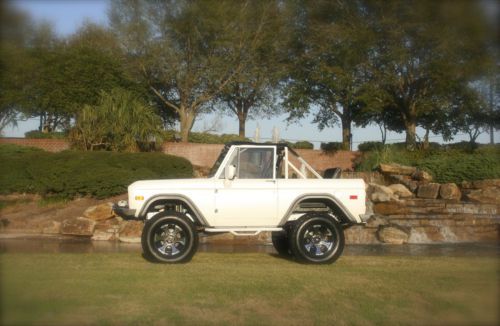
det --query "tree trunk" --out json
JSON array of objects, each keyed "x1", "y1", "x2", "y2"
[
  {"x1": 341, "y1": 116, "x2": 351, "y2": 151},
  {"x1": 405, "y1": 120, "x2": 417, "y2": 151},
  {"x1": 237, "y1": 111, "x2": 247, "y2": 138},
  {"x1": 179, "y1": 108, "x2": 195, "y2": 142},
  {"x1": 423, "y1": 128, "x2": 430, "y2": 150}
]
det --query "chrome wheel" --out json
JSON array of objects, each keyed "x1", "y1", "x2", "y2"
[
  {"x1": 301, "y1": 223, "x2": 335, "y2": 258},
  {"x1": 153, "y1": 223, "x2": 187, "y2": 257},
  {"x1": 290, "y1": 215, "x2": 345, "y2": 264},
  {"x1": 141, "y1": 212, "x2": 199, "y2": 263}
]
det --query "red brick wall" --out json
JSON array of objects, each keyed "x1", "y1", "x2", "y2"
[
  {"x1": 163, "y1": 142, "x2": 359, "y2": 171},
  {"x1": 162, "y1": 142, "x2": 225, "y2": 168},
  {"x1": 0, "y1": 138, "x2": 70, "y2": 152},
  {"x1": 1, "y1": 138, "x2": 359, "y2": 171}
]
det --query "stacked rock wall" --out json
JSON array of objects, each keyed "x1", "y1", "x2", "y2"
[{"x1": 352, "y1": 165, "x2": 499, "y2": 245}]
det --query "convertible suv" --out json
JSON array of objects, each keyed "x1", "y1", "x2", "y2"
[{"x1": 114, "y1": 142, "x2": 367, "y2": 264}]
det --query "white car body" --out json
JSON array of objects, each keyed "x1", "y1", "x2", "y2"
[{"x1": 118, "y1": 143, "x2": 367, "y2": 234}]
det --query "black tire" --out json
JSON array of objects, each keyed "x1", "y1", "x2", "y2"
[
  {"x1": 141, "y1": 211, "x2": 199, "y2": 263},
  {"x1": 289, "y1": 214, "x2": 344, "y2": 264},
  {"x1": 271, "y1": 231, "x2": 292, "y2": 256}
]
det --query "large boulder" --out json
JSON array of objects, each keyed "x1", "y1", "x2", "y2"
[
  {"x1": 83, "y1": 203, "x2": 114, "y2": 221},
  {"x1": 461, "y1": 179, "x2": 500, "y2": 189},
  {"x1": 465, "y1": 187, "x2": 500, "y2": 205},
  {"x1": 388, "y1": 184, "x2": 414, "y2": 198},
  {"x1": 417, "y1": 183, "x2": 441, "y2": 199},
  {"x1": 377, "y1": 225, "x2": 409, "y2": 244},
  {"x1": 389, "y1": 175, "x2": 419, "y2": 192},
  {"x1": 439, "y1": 183, "x2": 462, "y2": 201},
  {"x1": 42, "y1": 221, "x2": 61, "y2": 234},
  {"x1": 373, "y1": 202, "x2": 408, "y2": 215},
  {"x1": 379, "y1": 163, "x2": 417, "y2": 176},
  {"x1": 92, "y1": 219, "x2": 120, "y2": 241},
  {"x1": 119, "y1": 220, "x2": 144, "y2": 243},
  {"x1": 412, "y1": 170, "x2": 433, "y2": 182},
  {"x1": 61, "y1": 217, "x2": 96, "y2": 236},
  {"x1": 369, "y1": 183, "x2": 397, "y2": 203}
]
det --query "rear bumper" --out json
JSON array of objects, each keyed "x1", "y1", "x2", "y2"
[{"x1": 112, "y1": 204, "x2": 137, "y2": 220}]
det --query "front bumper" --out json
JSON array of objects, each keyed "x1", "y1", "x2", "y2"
[{"x1": 112, "y1": 204, "x2": 137, "y2": 220}]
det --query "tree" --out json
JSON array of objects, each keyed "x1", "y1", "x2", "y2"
[
  {"x1": 283, "y1": 1, "x2": 372, "y2": 150},
  {"x1": 216, "y1": 1, "x2": 285, "y2": 137},
  {"x1": 448, "y1": 86, "x2": 490, "y2": 149},
  {"x1": 365, "y1": 1, "x2": 491, "y2": 150},
  {"x1": 12, "y1": 22, "x2": 137, "y2": 132},
  {"x1": 70, "y1": 88, "x2": 164, "y2": 152},
  {"x1": 110, "y1": 0, "x2": 272, "y2": 142},
  {"x1": 0, "y1": 2, "x2": 34, "y2": 133}
]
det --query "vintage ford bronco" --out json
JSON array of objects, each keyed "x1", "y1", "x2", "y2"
[{"x1": 114, "y1": 142, "x2": 368, "y2": 264}]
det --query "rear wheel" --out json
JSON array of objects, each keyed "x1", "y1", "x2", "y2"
[
  {"x1": 289, "y1": 214, "x2": 344, "y2": 264},
  {"x1": 271, "y1": 231, "x2": 291, "y2": 256},
  {"x1": 141, "y1": 211, "x2": 199, "y2": 263}
]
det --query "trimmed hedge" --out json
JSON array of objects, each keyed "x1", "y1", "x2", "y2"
[
  {"x1": 0, "y1": 144, "x2": 193, "y2": 199},
  {"x1": 320, "y1": 142, "x2": 344, "y2": 153},
  {"x1": 292, "y1": 141, "x2": 314, "y2": 149},
  {"x1": 25, "y1": 130, "x2": 67, "y2": 139},
  {"x1": 355, "y1": 145, "x2": 500, "y2": 183},
  {"x1": 163, "y1": 130, "x2": 250, "y2": 144}
]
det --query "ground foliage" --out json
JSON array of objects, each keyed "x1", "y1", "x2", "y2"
[
  {"x1": 356, "y1": 144, "x2": 500, "y2": 183},
  {"x1": 0, "y1": 144, "x2": 192, "y2": 198}
]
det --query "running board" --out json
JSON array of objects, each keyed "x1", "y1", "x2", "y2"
[{"x1": 204, "y1": 227, "x2": 283, "y2": 236}]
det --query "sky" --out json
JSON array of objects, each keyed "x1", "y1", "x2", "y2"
[{"x1": 4, "y1": 0, "x2": 495, "y2": 149}]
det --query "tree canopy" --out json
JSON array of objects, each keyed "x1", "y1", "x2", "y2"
[{"x1": 0, "y1": 0, "x2": 498, "y2": 149}]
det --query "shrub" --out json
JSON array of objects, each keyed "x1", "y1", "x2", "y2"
[
  {"x1": 25, "y1": 130, "x2": 67, "y2": 139},
  {"x1": 355, "y1": 146, "x2": 500, "y2": 183},
  {"x1": 164, "y1": 130, "x2": 250, "y2": 144},
  {"x1": 69, "y1": 88, "x2": 165, "y2": 152},
  {"x1": 358, "y1": 141, "x2": 384, "y2": 152},
  {"x1": 0, "y1": 145, "x2": 193, "y2": 199},
  {"x1": 292, "y1": 141, "x2": 314, "y2": 149},
  {"x1": 320, "y1": 142, "x2": 343, "y2": 153}
]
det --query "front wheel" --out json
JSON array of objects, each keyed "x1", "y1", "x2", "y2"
[
  {"x1": 289, "y1": 214, "x2": 344, "y2": 264},
  {"x1": 141, "y1": 211, "x2": 199, "y2": 263}
]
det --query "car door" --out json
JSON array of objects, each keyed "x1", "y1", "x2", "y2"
[{"x1": 214, "y1": 146, "x2": 278, "y2": 227}]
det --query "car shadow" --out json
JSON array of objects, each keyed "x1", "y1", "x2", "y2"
[{"x1": 267, "y1": 252, "x2": 296, "y2": 262}]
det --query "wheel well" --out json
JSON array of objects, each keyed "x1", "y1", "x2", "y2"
[
  {"x1": 144, "y1": 199, "x2": 203, "y2": 226},
  {"x1": 292, "y1": 198, "x2": 352, "y2": 226}
]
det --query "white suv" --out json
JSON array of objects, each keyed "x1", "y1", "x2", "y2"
[{"x1": 114, "y1": 142, "x2": 367, "y2": 264}]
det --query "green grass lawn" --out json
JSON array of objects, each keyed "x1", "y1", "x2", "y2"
[{"x1": 1, "y1": 252, "x2": 498, "y2": 325}]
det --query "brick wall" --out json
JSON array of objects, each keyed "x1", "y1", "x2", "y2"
[
  {"x1": 1, "y1": 138, "x2": 359, "y2": 171},
  {"x1": 0, "y1": 137, "x2": 70, "y2": 152},
  {"x1": 163, "y1": 142, "x2": 359, "y2": 171}
]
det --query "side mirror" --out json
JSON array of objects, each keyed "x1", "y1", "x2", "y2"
[{"x1": 225, "y1": 164, "x2": 236, "y2": 180}]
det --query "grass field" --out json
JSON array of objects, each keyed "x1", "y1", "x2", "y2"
[{"x1": 1, "y1": 252, "x2": 498, "y2": 325}]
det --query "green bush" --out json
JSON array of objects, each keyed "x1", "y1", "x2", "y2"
[
  {"x1": 320, "y1": 142, "x2": 343, "y2": 153},
  {"x1": 292, "y1": 141, "x2": 314, "y2": 149},
  {"x1": 164, "y1": 130, "x2": 250, "y2": 144},
  {"x1": 355, "y1": 145, "x2": 500, "y2": 183},
  {"x1": 358, "y1": 141, "x2": 384, "y2": 152},
  {"x1": 25, "y1": 130, "x2": 67, "y2": 139},
  {"x1": 0, "y1": 145, "x2": 193, "y2": 199}
]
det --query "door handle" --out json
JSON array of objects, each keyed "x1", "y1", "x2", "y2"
[{"x1": 265, "y1": 180, "x2": 276, "y2": 183}]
